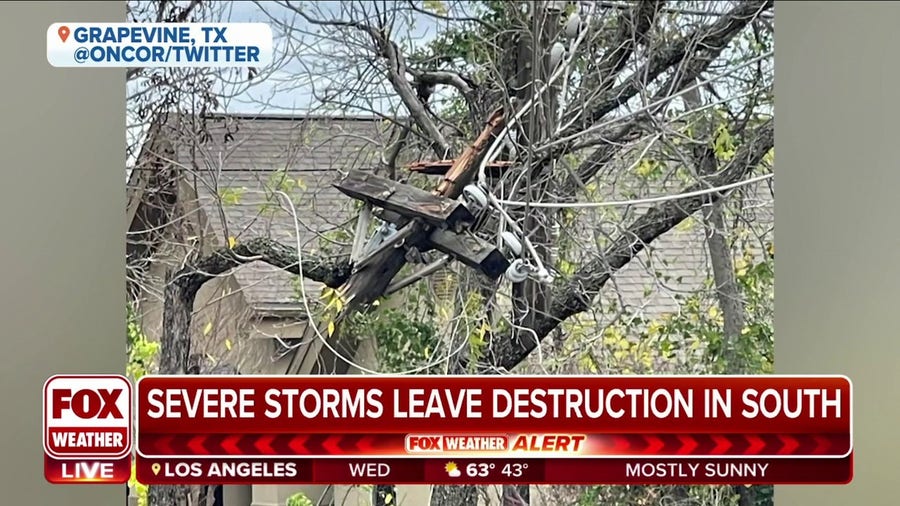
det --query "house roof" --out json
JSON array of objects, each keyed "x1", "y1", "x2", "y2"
[{"x1": 136, "y1": 111, "x2": 774, "y2": 320}]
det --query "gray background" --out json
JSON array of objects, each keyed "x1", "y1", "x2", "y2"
[
  {"x1": 0, "y1": 2, "x2": 895, "y2": 504},
  {"x1": 0, "y1": 2, "x2": 124, "y2": 505},
  {"x1": 775, "y1": 2, "x2": 899, "y2": 504}
]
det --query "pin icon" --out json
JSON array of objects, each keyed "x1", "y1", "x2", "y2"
[
  {"x1": 151, "y1": 463, "x2": 161, "y2": 475},
  {"x1": 58, "y1": 26, "x2": 70, "y2": 43}
]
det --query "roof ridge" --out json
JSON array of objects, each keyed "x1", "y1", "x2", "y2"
[{"x1": 164, "y1": 110, "x2": 398, "y2": 123}]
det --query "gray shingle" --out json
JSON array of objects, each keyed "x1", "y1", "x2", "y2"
[{"x1": 164, "y1": 113, "x2": 390, "y2": 307}]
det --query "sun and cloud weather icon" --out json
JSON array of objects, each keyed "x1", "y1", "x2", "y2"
[{"x1": 444, "y1": 462, "x2": 462, "y2": 478}]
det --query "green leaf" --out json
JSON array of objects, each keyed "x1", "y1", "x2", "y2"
[
  {"x1": 219, "y1": 187, "x2": 244, "y2": 206},
  {"x1": 423, "y1": 0, "x2": 448, "y2": 15},
  {"x1": 713, "y1": 124, "x2": 736, "y2": 161},
  {"x1": 676, "y1": 217, "x2": 695, "y2": 232},
  {"x1": 634, "y1": 158, "x2": 666, "y2": 180}
]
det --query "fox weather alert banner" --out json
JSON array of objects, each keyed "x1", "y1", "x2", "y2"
[
  {"x1": 43, "y1": 374, "x2": 853, "y2": 485},
  {"x1": 46, "y1": 23, "x2": 272, "y2": 68}
]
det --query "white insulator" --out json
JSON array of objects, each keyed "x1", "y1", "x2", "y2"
[
  {"x1": 500, "y1": 231, "x2": 523, "y2": 256},
  {"x1": 462, "y1": 184, "x2": 489, "y2": 211},
  {"x1": 564, "y1": 12, "x2": 583, "y2": 39},
  {"x1": 503, "y1": 129, "x2": 519, "y2": 160},
  {"x1": 506, "y1": 141, "x2": 518, "y2": 161},
  {"x1": 505, "y1": 259, "x2": 530, "y2": 283},
  {"x1": 549, "y1": 42, "x2": 567, "y2": 70}
]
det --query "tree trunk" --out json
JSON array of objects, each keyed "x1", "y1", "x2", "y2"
[
  {"x1": 148, "y1": 272, "x2": 201, "y2": 506},
  {"x1": 704, "y1": 201, "x2": 746, "y2": 364},
  {"x1": 703, "y1": 182, "x2": 759, "y2": 506},
  {"x1": 507, "y1": 6, "x2": 561, "y2": 503},
  {"x1": 684, "y1": 82, "x2": 755, "y2": 506},
  {"x1": 682, "y1": 83, "x2": 748, "y2": 368},
  {"x1": 511, "y1": 0, "x2": 560, "y2": 332}
]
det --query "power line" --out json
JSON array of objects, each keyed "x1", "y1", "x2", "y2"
[{"x1": 494, "y1": 173, "x2": 773, "y2": 209}]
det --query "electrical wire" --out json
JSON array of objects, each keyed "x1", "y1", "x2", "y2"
[{"x1": 494, "y1": 172, "x2": 773, "y2": 208}]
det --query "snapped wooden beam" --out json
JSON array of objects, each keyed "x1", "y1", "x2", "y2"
[
  {"x1": 427, "y1": 228, "x2": 510, "y2": 279},
  {"x1": 334, "y1": 169, "x2": 475, "y2": 228},
  {"x1": 433, "y1": 108, "x2": 506, "y2": 198}
]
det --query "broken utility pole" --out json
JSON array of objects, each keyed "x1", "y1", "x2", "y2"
[{"x1": 287, "y1": 109, "x2": 507, "y2": 376}]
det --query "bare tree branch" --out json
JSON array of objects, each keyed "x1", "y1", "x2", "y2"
[
  {"x1": 566, "y1": 0, "x2": 772, "y2": 135},
  {"x1": 283, "y1": 2, "x2": 452, "y2": 157},
  {"x1": 176, "y1": 237, "x2": 352, "y2": 294}
]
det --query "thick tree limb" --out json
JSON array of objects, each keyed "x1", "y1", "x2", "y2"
[
  {"x1": 369, "y1": 32, "x2": 452, "y2": 157},
  {"x1": 475, "y1": 119, "x2": 773, "y2": 373},
  {"x1": 157, "y1": 237, "x2": 351, "y2": 376},
  {"x1": 410, "y1": 69, "x2": 476, "y2": 97},
  {"x1": 410, "y1": 68, "x2": 480, "y2": 124},
  {"x1": 591, "y1": 0, "x2": 665, "y2": 90},
  {"x1": 173, "y1": 237, "x2": 351, "y2": 294}
]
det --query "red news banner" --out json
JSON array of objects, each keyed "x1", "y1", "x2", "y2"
[{"x1": 130, "y1": 375, "x2": 852, "y2": 485}]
